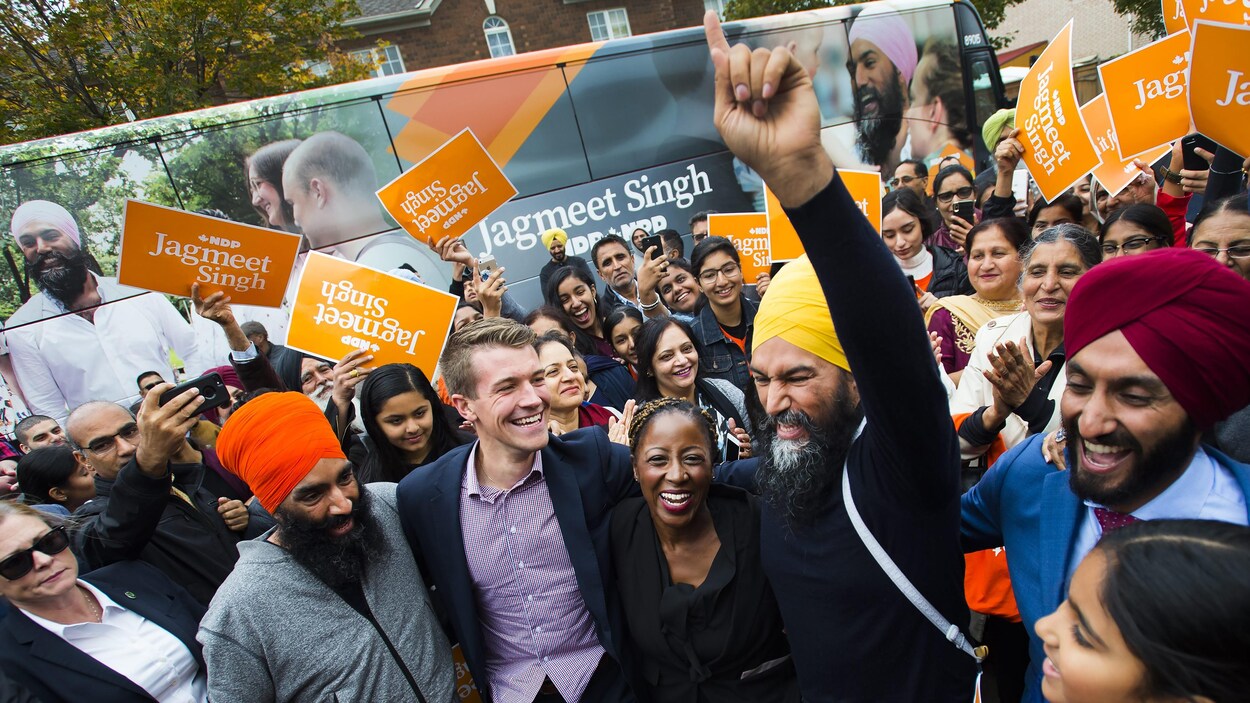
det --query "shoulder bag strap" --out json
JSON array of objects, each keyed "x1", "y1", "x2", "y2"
[{"x1": 841, "y1": 420, "x2": 984, "y2": 665}]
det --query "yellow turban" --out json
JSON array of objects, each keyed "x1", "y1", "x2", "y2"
[
  {"x1": 541, "y1": 228, "x2": 568, "y2": 250},
  {"x1": 752, "y1": 255, "x2": 849, "y2": 372},
  {"x1": 981, "y1": 109, "x2": 1016, "y2": 151}
]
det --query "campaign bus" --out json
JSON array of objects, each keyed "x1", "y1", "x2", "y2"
[{"x1": 0, "y1": 0, "x2": 1004, "y2": 340}]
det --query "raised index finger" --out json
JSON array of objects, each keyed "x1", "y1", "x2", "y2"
[{"x1": 704, "y1": 9, "x2": 730, "y2": 55}]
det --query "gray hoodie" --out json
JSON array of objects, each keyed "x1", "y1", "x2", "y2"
[{"x1": 198, "y1": 483, "x2": 457, "y2": 702}]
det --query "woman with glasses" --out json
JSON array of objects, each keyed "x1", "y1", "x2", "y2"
[
  {"x1": 1193, "y1": 193, "x2": 1250, "y2": 464},
  {"x1": 0, "y1": 502, "x2": 209, "y2": 703},
  {"x1": 1098, "y1": 204, "x2": 1174, "y2": 261},
  {"x1": 688, "y1": 237, "x2": 759, "y2": 388},
  {"x1": 931, "y1": 164, "x2": 979, "y2": 252},
  {"x1": 1191, "y1": 193, "x2": 1250, "y2": 282}
]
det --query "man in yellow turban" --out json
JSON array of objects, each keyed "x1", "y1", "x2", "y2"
[
  {"x1": 538, "y1": 227, "x2": 594, "y2": 299},
  {"x1": 711, "y1": 11, "x2": 976, "y2": 700}
]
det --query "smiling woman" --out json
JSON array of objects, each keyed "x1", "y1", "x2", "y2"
[
  {"x1": 356, "y1": 363, "x2": 467, "y2": 484},
  {"x1": 534, "y1": 332, "x2": 617, "y2": 433},
  {"x1": 611, "y1": 398, "x2": 798, "y2": 702},
  {"x1": 634, "y1": 318, "x2": 751, "y2": 461},
  {"x1": 951, "y1": 224, "x2": 1102, "y2": 463},
  {"x1": 1034, "y1": 520, "x2": 1250, "y2": 703},
  {"x1": 244, "y1": 139, "x2": 301, "y2": 232}
]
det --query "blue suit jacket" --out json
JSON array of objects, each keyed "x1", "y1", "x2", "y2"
[
  {"x1": 396, "y1": 428, "x2": 634, "y2": 703},
  {"x1": 0, "y1": 560, "x2": 206, "y2": 703},
  {"x1": 961, "y1": 435, "x2": 1250, "y2": 702}
]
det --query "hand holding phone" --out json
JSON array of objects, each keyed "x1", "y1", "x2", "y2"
[
  {"x1": 953, "y1": 199, "x2": 976, "y2": 225},
  {"x1": 159, "y1": 372, "x2": 230, "y2": 413},
  {"x1": 1181, "y1": 134, "x2": 1218, "y2": 172},
  {"x1": 477, "y1": 254, "x2": 498, "y2": 281},
  {"x1": 639, "y1": 234, "x2": 664, "y2": 260}
]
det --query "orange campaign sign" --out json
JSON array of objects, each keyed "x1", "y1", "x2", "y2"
[
  {"x1": 925, "y1": 143, "x2": 976, "y2": 185},
  {"x1": 1098, "y1": 30, "x2": 1192, "y2": 159},
  {"x1": 1179, "y1": 0, "x2": 1250, "y2": 30},
  {"x1": 117, "y1": 200, "x2": 301, "y2": 307},
  {"x1": 1163, "y1": 0, "x2": 1190, "y2": 34},
  {"x1": 285, "y1": 252, "x2": 459, "y2": 371},
  {"x1": 1188, "y1": 20, "x2": 1250, "y2": 157},
  {"x1": 376, "y1": 128, "x2": 517, "y2": 245},
  {"x1": 766, "y1": 169, "x2": 882, "y2": 262},
  {"x1": 1014, "y1": 21, "x2": 1100, "y2": 202},
  {"x1": 707, "y1": 213, "x2": 771, "y2": 283},
  {"x1": 1081, "y1": 95, "x2": 1171, "y2": 197}
]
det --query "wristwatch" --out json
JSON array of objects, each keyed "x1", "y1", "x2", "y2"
[{"x1": 1160, "y1": 167, "x2": 1183, "y2": 185}]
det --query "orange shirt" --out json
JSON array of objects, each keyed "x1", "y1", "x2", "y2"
[{"x1": 914, "y1": 271, "x2": 934, "y2": 297}]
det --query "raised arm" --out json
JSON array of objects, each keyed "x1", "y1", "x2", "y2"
[{"x1": 705, "y1": 13, "x2": 956, "y2": 493}]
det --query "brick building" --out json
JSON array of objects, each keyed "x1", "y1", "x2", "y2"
[{"x1": 340, "y1": 0, "x2": 719, "y2": 77}]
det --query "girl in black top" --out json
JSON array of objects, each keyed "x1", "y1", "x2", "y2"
[{"x1": 356, "y1": 364, "x2": 468, "y2": 483}]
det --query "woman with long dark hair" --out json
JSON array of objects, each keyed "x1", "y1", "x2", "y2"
[
  {"x1": 356, "y1": 364, "x2": 467, "y2": 483},
  {"x1": 545, "y1": 266, "x2": 614, "y2": 358},
  {"x1": 634, "y1": 317, "x2": 752, "y2": 460},
  {"x1": 1035, "y1": 520, "x2": 1250, "y2": 703}
]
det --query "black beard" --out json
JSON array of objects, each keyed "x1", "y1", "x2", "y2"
[
  {"x1": 853, "y1": 69, "x2": 906, "y2": 168},
  {"x1": 27, "y1": 248, "x2": 90, "y2": 307},
  {"x1": 276, "y1": 487, "x2": 383, "y2": 589},
  {"x1": 1065, "y1": 414, "x2": 1197, "y2": 509},
  {"x1": 755, "y1": 386, "x2": 863, "y2": 528}
]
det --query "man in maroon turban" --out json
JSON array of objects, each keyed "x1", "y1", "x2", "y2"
[{"x1": 961, "y1": 247, "x2": 1250, "y2": 700}]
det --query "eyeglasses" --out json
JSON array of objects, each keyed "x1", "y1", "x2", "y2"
[
  {"x1": 0, "y1": 526, "x2": 70, "y2": 581},
  {"x1": 889, "y1": 174, "x2": 927, "y2": 189},
  {"x1": 936, "y1": 186, "x2": 975, "y2": 204},
  {"x1": 86, "y1": 422, "x2": 139, "y2": 455},
  {"x1": 692, "y1": 232, "x2": 709, "y2": 243},
  {"x1": 141, "y1": 381, "x2": 161, "y2": 393},
  {"x1": 1101, "y1": 237, "x2": 1159, "y2": 256},
  {"x1": 698, "y1": 262, "x2": 742, "y2": 285},
  {"x1": 1194, "y1": 244, "x2": 1250, "y2": 260}
]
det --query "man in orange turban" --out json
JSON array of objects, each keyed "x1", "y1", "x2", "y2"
[
  {"x1": 216, "y1": 391, "x2": 346, "y2": 514},
  {"x1": 204, "y1": 391, "x2": 458, "y2": 700}
]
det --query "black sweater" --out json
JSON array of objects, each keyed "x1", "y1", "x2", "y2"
[{"x1": 759, "y1": 175, "x2": 977, "y2": 701}]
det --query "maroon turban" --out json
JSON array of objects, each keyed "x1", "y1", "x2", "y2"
[{"x1": 1065, "y1": 248, "x2": 1250, "y2": 428}]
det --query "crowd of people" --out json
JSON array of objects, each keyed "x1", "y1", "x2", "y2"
[{"x1": 1, "y1": 9, "x2": 1250, "y2": 703}]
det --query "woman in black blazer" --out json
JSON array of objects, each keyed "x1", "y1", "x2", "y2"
[
  {"x1": 611, "y1": 398, "x2": 798, "y2": 702},
  {"x1": 0, "y1": 502, "x2": 207, "y2": 703}
]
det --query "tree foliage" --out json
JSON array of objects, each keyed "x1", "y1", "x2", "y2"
[
  {"x1": 1111, "y1": 0, "x2": 1166, "y2": 38},
  {"x1": 723, "y1": 0, "x2": 1023, "y2": 31},
  {"x1": 0, "y1": 0, "x2": 373, "y2": 145}
]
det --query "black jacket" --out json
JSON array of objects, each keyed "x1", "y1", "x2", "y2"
[
  {"x1": 927, "y1": 244, "x2": 975, "y2": 299},
  {"x1": 72, "y1": 458, "x2": 273, "y2": 605},
  {"x1": 0, "y1": 560, "x2": 206, "y2": 703},
  {"x1": 691, "y1": 295, "x2": 758, "y2": 388},
  {"x1": 395, "y1": 429, "x2": 759, "y2": 702}
]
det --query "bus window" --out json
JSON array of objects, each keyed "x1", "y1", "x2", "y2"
[{"x1": 967, "y1": 52, "x2": 1001, "y2": 151}]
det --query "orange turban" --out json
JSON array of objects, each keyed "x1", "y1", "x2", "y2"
[{"x1": 215, "y1": 392, "x2": 346, "y2": 513}]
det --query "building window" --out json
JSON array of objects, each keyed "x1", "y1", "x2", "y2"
[
  {"x1": 484, "y1": 16, "x2": 516, "y2": 58},
  {"x1": 350, "y1": 45, "x2": 406, "y2": 78},
  {"x1": 587, "y1": 8, "x2": 631, "y2": 42},
  {"x1": 703, "y1": 0, "x2": 726, "y2": 18}
]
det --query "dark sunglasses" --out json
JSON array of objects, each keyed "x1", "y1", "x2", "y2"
[{"x1": 0, "y1": 526, "x2": 70, "y2": 581}]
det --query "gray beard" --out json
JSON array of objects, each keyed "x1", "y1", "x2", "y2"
[{"x1": 755, "y1": 388, "x2": 863, "y2": 528}]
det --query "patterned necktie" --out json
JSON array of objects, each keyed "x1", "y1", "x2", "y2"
[{"x1": 1094, "y1": 507, "x2": 1140, "y2": 534}]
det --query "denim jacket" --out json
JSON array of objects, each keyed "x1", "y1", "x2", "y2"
[{"x1": 691, "y1": 295, "x2": 758, "y2": 388}]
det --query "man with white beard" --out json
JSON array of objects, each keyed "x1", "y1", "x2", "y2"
[{"x1": 705, "y1": 12, "x2": 974, "y2": 702}]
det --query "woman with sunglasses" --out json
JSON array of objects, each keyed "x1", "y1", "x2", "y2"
[
  {"x1": 931, "y1": 164, "x2": 980, "y2": 252},
  {"x1": 0, "y1": 502, "x2": 208, "y2": 703}
]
